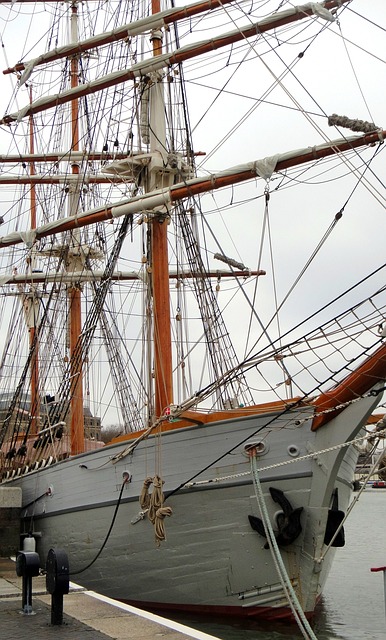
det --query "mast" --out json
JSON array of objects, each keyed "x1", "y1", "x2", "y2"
[
  {"x1": 148, "y1": 1, "x2": 173, "y2": 418},
  {"x1": 68, "y1": 1, "x2": 85, "y2": 454},
  {"x1": 27, "y1": 85, "x2": 39, "y2": 435}
]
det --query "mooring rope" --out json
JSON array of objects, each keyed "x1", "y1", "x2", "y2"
[
  {"x1": 70, "y1": 473, "x2": 130, "y2": 576},
  {"x1": 250, "y1": 452, "x2": 318, "y2": 640}
]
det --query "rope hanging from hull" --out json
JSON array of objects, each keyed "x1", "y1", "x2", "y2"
[
  {"x1": 139, "y1": 474, "x2": 173, "y2": 545},
  {"x1": 249, "y1": 448, "x2": 318, "y2": 640}
]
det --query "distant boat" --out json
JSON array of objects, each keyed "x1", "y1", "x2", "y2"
[
  {"x1": 371, "y1": 482, "x2": 386, "y2": 489},
  {"x1": 0, "y1": 0, "x2": 385, "y2": 624}
]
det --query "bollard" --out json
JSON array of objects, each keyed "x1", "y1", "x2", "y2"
[
  {"x1": 46, "y1": 548, "x2": 70, "y2": 625},
  {"x1": 16, "y1": 550, "x2": 40, "y2": 614},
  {"x1": 371, "y1": 565, "x2": 386, "y2": 621}
]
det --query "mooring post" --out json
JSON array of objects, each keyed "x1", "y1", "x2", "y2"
[
  {"x1": 371, "y1": 565, "x2": 386, "y2": 621},
  {"x1": 15, "y1": 550, "x2": 40, "y2": 614},
  {"x1": 46, "y1": 548, "x2": 70, "y2": 625}
]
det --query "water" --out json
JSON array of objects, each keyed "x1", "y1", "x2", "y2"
[{"x1": 170, "y1": 491, "x2": 386, "y2": 640}]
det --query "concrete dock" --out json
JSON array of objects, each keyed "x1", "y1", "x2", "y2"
[{"x1": 0, "y1": 557, "x2": 219, "y2": 640}]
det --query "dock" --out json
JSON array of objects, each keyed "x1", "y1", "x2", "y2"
[{"x1": 0, "y1": 557, "x2": 219, "y2": 640}]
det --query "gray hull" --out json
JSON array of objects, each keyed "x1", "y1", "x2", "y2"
[{"x1": 5, "y1": 395, "x2": 377, "y2": 619}]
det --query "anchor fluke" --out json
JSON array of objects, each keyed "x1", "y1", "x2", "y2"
[{"x1": 248, "y1": 487, "x2": 303, "y2": 548}]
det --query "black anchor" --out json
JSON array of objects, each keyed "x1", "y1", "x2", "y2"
[{"x1": 248, "y1": 487, "x2": 303, "y2": 548}]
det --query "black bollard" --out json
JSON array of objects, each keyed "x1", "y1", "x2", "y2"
[
  {"x1": 16, "y1": 551, "x2": 40, "y2": 614},
  {"x1": 46, "y1": 548, "x2": 70, "y2": 625}
]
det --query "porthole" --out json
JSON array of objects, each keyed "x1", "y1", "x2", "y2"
[{"x1": 287, "y1": 444, "x2": 300, "y2": 458}]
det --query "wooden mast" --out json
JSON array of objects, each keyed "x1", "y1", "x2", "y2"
[
  {"x1": 27, "y1": 85, "x2": 39, "y2": 435},
  {"x1": 149, "y1": 1, "x2": 173, "y2": 418},
  {"x1": 68, "y1": 0, "x2": 85, "y2": 454}
]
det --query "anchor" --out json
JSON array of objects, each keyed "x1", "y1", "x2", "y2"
[
  {"x1": 248, "y1": 487, "x2": 303, "y2": 548},
  {"x1": 323, "y1": 488, "x2": 345, "y2": 547}
]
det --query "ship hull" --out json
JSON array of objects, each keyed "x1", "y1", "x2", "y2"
[{"x1": 4, "y1": 393, "x2": 379, "y2": 620}]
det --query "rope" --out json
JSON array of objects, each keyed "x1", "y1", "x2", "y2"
[
  {"x1": 250, "y1": 453, "x2": 318, "y2": 640},
  {"x1": 70, "y1": 474, "x2": 130, "y2": 576},
  {"x1": 122, "y1": 391, "x2": 384, "y2": 504},
  {"x1": 139, "y1": 475, "x2": 173, "y2": 546},
  {"x1": 183, "y1": 425, "x2": 386, "y2": 490},
  {"x1": 154, "y1": 506, "x2": 173, "y2": 544},
  {"x1": 148, "y1": 475, "x2": 164, "y2": 524},
  {"x1": 139, "y1": 476, "x2": 153, "y2": 509},
  {"x1": 316, "y1": 442, "x2": 386, "y2": 564}
]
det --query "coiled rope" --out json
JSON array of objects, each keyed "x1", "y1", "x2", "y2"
[{"x1": 140, "y1": 475, "x2": 173, "y2": 546}]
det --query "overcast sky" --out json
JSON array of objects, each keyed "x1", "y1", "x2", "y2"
[{"x1": 0, "y1": 0, "x2": 384, "y2": 424}]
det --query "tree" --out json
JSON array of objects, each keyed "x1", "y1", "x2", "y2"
[{"x1": 100, "y1": 424, "x2": 123, "y2": 444}]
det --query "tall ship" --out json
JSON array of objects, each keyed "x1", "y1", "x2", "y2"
[{"x1": 0, "y1": 0, "x2": 385, "y2": 625}]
